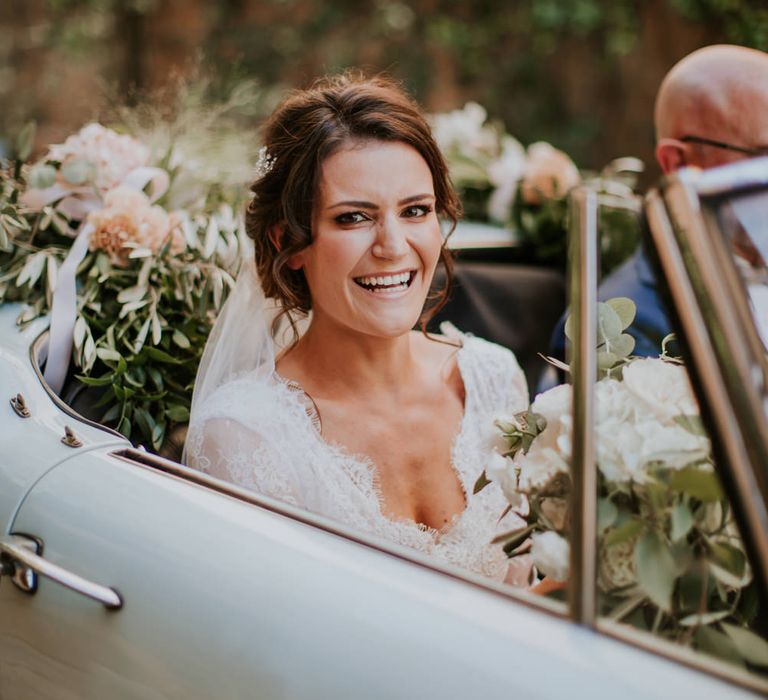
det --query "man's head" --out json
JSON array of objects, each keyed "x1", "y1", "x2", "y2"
[{"x1": 655, "y1": 45, "x2": 768, "y2": 174}]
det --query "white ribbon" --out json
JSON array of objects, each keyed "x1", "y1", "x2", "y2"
[{"x1": 43, "y1": 166, "x2": 170, "y2": 393}]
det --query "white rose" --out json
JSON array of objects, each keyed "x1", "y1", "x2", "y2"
[
  {"x1": 531, "y1": 531, "x2": 569, "y2": 582},
  {"x1": 622, "y1": 358, "x2": 700, "y2": 423},
  {"x1": 487, "y1": 136, "x2": 526, "y2": 222},
  {"x1": 636, "y1": 420, "x2": 710, "y2": 469},
  {"x1": 486, "y1": 452, "x2": 527, "y2": 510},
  {"x1": 512, "y1": 384, "x2": 572, "y2": 490}
]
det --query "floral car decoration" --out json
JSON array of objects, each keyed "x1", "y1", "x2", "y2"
[
  {"x1": 430, "y1": 102, "x2": 643, "y2": 272},
  {"x1": 0, "y1": 84, "x2": 262, "y2": 452},
  {"x1": 479, "y1": 298, "x2": 768, "y2": 671}
]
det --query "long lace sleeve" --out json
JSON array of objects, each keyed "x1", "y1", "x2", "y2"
[{"x1": 185, "y1": 373, "x2": 308, "y2": 508}]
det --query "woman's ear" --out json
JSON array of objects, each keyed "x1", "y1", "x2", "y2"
[
  {"x1": 268, "y1": 224, "x2": 304, "y2": 270},
  {"x1": 655, "y1": 138, "x2": 688, "y2": 174}
]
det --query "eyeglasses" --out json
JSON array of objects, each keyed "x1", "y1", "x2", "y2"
[{"x1": 680, "y1": 135, "x2": 768, "y2": 158}]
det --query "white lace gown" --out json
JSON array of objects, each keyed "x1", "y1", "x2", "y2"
[{"x1": 186, "y1": 333, "x2": 529, "y2": 581}]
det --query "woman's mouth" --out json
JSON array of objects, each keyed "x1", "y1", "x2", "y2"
[{"x1": 353, "y1": 270, "x2": 416, "y2": 294}]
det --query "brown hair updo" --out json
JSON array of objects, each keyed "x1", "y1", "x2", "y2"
[{"x1": 246, "y1": 71, "x2": 461, "y2": 331}]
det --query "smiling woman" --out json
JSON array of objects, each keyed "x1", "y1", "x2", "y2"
[{"x1": 185, "y1": 73, "x2": 532, "y2": 583}]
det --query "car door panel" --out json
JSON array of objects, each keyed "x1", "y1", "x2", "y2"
[{"x1": 0, "y1": 447, "x2": 755, "y2": 700}]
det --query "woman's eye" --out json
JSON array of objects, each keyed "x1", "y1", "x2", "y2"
[
  {"x1": 402, "y1": 204, "x2": 432, "y2": 218},
  {"x1": 335, "y1": 211, "x2": 369, "y2": 225}
]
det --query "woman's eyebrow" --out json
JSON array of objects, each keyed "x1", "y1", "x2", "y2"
[{"x1": 326, "y1": 193, "x2": 435, "y2": 210}]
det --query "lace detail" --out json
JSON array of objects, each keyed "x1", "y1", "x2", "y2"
[{"x1": 186, "y1": 333, "x2": 529, "y2": 581}]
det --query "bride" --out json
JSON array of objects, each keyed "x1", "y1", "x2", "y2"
[{"x1": 185, "y1": 73, "x2": 531, "y2": 583}]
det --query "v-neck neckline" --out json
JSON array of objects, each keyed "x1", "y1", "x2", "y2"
[{"x1": 275, "y1": 338, "x2": 474, "y2": 539}]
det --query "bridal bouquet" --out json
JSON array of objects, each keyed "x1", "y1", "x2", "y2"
[
  {"x1": 0, "y1": 85, "x2": 261, "y2": 452},
  {"x1": 429, "y1": 102, "x2": 642, "y2": 273},
  {"x1": 479, "y1": 299, "x2": 767, "y2": 669}
]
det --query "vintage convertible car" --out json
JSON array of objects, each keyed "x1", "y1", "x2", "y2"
[{"x1": 1, "y1": 158, "x2": 767, "y2": 699}]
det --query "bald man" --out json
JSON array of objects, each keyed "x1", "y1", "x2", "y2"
[{"x1": 546, "y1": 45, "x2": 768, "y2": 371}]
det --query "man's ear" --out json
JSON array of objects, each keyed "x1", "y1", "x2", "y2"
[
  {"x1": 655, "y1": 138, "x2": 688, "y2": 174},
  {"x1": 268, "y1": 224, "x2": 304, "y2": 270}
]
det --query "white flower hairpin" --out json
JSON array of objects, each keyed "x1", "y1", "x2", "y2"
[{"x1": 254, "y1": 146, "x2": 276, "y2": 179}]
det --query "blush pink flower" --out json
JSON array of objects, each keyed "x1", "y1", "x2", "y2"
[{"x1": 87, "y1": 186, "x2": 185, "y2": 266}]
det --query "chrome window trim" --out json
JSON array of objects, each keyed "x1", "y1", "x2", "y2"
[
  {"x1": 646, "y1": 167, "x2": 768, "y2": 597},
  {"x1": 567, "y1": 186, "x2": 599, "y2": 626},
  {"x1": 29, "y1": 329, "x2": 124, "y2": 440}
]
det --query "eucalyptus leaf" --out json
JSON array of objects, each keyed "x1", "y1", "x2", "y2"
[
  {"x1": 60, "y1": 158, "x2": 95, "y2": 186},
  {"x1": 15, "y1": 122, "x2": 36, "y2": 161},
  {"x1": 165, "y1": 404, "x2": 190, "y2": 422},
  {"x1": 28, "y1": 163, "x2": 57, "y2": 189},
  {"x1": 670, "y1": 466, "x2": 723, "y2": 502},
  {"x1": 721, "y1": 624, "x2": 768, "y2": 667},
  {"x1": 605, "y1": 297, "x2": 636, "y2": 329},
  {"x1": 607, "y1": 333, "x2": 634, "y2": 358},
  {"x1": 634, "y1": 532, "x2": 676, "y2": 612},
  {"x1": 597, "y1": 302, "x2": 623, "y2": 340},
  {"x1": 670, "y1": 502, "x2": 694, "y2": 542},
  {"x1": 604, "y1": 518, "x2": 643, "y2": 546},
  {"x1": 597, "y1": 498, "x2": 618, "y2": 533},
  {"x1": 694, "y1": 626, "x2": 744, "y2": 666}
]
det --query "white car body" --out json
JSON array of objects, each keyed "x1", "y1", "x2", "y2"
[{"x1": 0, "y1": 303, "x2": 758, "y2": 699}]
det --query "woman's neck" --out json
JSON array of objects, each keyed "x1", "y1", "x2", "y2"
[{"x1": 277, "y1": 316, "x2": 424, "y2": 398}]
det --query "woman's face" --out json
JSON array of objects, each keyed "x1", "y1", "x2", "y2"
[{"x1": 291, "y1": 140, "x2": 443, "y2": 339}]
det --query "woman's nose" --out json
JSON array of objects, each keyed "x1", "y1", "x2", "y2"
[{"x1": 371, "y1": 215, "x2": 409, "y2": 259}]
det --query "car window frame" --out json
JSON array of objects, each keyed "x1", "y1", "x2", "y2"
[{"x1": 567, "y1": 159, "x2": 768, "y2": 693}]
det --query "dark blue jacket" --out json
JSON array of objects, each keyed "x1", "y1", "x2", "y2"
[{"x1": 548, "y1": 248, "x2": 672, "y2": 364}]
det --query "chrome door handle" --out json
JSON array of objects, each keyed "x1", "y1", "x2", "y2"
[{"x1": 0, "y1": 534, "x2": 122, "y2": 610}]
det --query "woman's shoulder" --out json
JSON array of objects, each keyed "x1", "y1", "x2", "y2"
[
  {"x1": 438, "y1": 325, "x2": 528, "y2": 410},
  {"x1": 194, "y1": 370, "x2": 299, "y2": 427}
]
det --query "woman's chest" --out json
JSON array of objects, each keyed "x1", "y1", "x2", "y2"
[{"x1": 318, "y1": 396, "x2": 469, "y2": 529}]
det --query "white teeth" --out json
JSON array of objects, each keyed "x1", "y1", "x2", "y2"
[{"x1": 356, "y1": 272, "x2": 412, "y2": 288}]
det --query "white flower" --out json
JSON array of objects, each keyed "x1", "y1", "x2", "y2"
[
  {"x1": 531, "y1": 531, "x2": 569, "y2": 582},
  {"x1": 622, "y1": 357, "x2": 700, "y2": 422},
  {"x1": 520, "y1": 141, "x2": 580, "y2": 204},
  {"x1": 430, "y1": 102, "x2": 499, "y2": 158},
  {"x1": 511, "y1": 384, "x2": 572, "y2": 490},
  {"x1": 486, "y1": 452, "x2": 527, "y2": 510},
  {"x1": 486, "y1": 136, "x2": 527, "y2": 222},
  {"x1": 47, "y1": 123, "x2": 150, "y2": 192}
]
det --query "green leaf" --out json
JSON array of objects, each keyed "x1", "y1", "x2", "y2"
[
  {"x1": 117, "y1": 285, "x2": 147, "y2": 304},
  {"x1": 16, "y1": 122, "x2": 36, "y2": 161},
  {"x1": 117, "y1": 416, "x2": 132, "y2": 439},
  {"x1": 607, "y1": 333, "x2": 635, "y2": 358},
  {"x1": 709, "y1": 562, "x2": 752, "y2": 589},
  {"x1": 96, "y1": 347, "x2": 122, "y2": 363},
  {"x1": 99, "y1": 404, "x2": 121, "y2": 424},
  {"x1": 147, "y1": 367, "x2": 164, "y2": 391},
  {"x1": 721, "y1": 624, "x2": 768, "y2": 667},
  {"x1": 694, "y1": 626, "x2": 744, "y2": 666},
  {"x1": 670, "y1": 502, "x2": 694, "y2": 542},
  {"x1": 634, "y1": 532, "x2": 676, "y2": 612},
  {"x1": 597, "y1": 301, "x2": 623, "y2": 340},
  {"x1": 605, "y1": 297, "x2": 636, "y2": 330},
  {"x1": 75, "y1": 373, "x2": 115, "y2": 387},
  {"x1": 474, "y1": 470, "x2": 491, "y2": 494},
  {"x1": 165, "y1": 404, "x2": 190, "y2": 422},
  {"x1": 604, "y1": 518, "x2": 643, "y2": 546},
  {"x1": 673, "y1": 414, "x2": 706, "y2": 437},
  {"x1": 172, "y1": 329, "x2": 191, "y2": 349},
  {"x1": 678, "y1": 610, "x2": 731, "y2": 627},
  {"x1": 597, "y1": 498, "x2": 618, "y2": 533},
  {"x1": 151, "y1": 421, "x2": 166, "y2": 451},
  {"x1": 670, "y1": 466, "x2": 723, "y2": 502},
  {"x1": 144, "y1": 347, "x2": 182, "y2": 364}
]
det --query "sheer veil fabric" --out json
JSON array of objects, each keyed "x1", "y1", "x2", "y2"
[{"x1": 185, "y1": 252, "x2": 530, "y2": 581}]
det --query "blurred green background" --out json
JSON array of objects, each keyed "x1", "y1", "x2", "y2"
[{"x1": 2, "y1": 0, "x2": 766, "y2": 183}]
